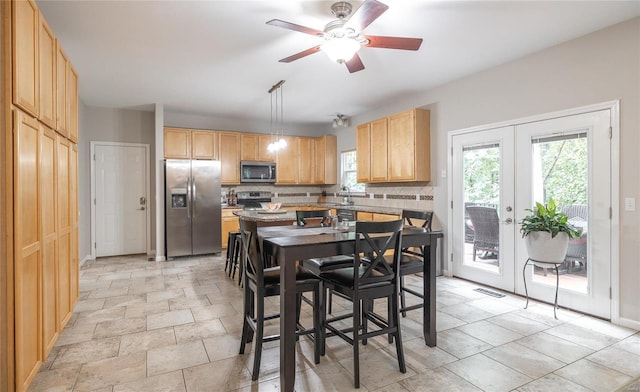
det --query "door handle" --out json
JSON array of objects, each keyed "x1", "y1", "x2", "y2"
[
  {"x1": 137, "y1": 207, "x2": 146, "y2": 211},
  {"x1": 504, "y1": 218, "x2": 513, "y2": 224}
]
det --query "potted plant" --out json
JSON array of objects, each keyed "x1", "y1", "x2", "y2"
[{"x1": 520, "y1": 198, "x2": 581, "y2": 262}]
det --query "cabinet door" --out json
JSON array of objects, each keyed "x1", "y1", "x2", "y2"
[
  {"x1": 297, "y1": 137, "x2": 314, "y2": 184},
  {"x1": 275, "y1": 136, "x2": 298, "y2": 184},
  {"x1": 313, "y1": 137, "x2": 325, "y2": 184},
  {"x1": 192, "y1": 130, "x2": 218, "y2": 159},
  {"x1": 70, "y1": 144, "x2": 79, "y2": 305},
  {"x1": 38, "y1": 13, "x2": 56, "y2": 129},
  {"x1": 66, "y1": 64, "x2": 78, "y2": 143},
  {"x1": 55, "y1": 42, "x2": 68, "y2": 137},
  {"x1": 258, "y1": 135, "x2": 276, "y2": 162},
  {"x1": 219, "y1": 132, "x2": 241, "y2": 184},
  {"x1": 40, "y1": 125, "x2": 58, "y2": 358},
  {"x1": 241, "y1": 134, "x2": 258, "y2": 161},
  {"x1": 221, "y1": 211, "x2": 240, "y2": 249},
  {"x1": 370, "y1": 118, "x2": 388, "y2": 182},
  {"x1": 373, "y1": 213, "x2": 400, "y2": 222},
  {"x1": 388, "y1": 110, "x2": 416, "y2": 181},
  {"x1": 164, "y1": 127, "x2": 191, "y2": 159},
  {"x1": 13, "y1": 0, "x2": 39, "y2": 117},
  {"x1": 357, "y1": 211, "x2": 373, "y2": 221},
  {"x1": 356, "y1": 123, "x2": 371, "y2": 183},
  {"x1": 14, "y1": 110, "x2": 42, "y2": 391},
  {"x1": 57, "y1": 136, "x2": 72, "y2": 329}
]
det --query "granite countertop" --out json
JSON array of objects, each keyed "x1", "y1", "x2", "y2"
[{"x1": 233, "y1": 203, "x2": 406, "y2": 222}]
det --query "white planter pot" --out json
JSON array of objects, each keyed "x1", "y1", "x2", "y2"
[{"x1": 525, "y1": 231, "x2": 569, "y2": 263}]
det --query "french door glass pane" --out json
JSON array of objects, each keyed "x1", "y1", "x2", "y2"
[
  {"x1": 529, "y1": 132, "x2": 588, "y2": 293},
  {"x1": 462, "y1": 143, "x2": 500, "y2": 273}
]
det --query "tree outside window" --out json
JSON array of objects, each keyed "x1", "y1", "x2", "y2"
[{"x1": 341, "y1": 150, "x2": 365, "y2": 193}]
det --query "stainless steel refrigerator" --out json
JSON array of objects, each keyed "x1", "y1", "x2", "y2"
[{"x1": 165, "y1": 159, "x2": 221, "y2": 257}]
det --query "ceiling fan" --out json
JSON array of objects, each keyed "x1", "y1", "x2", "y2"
[{"x1": 266, "y1": 0, "x2": 423, "y2": 73}]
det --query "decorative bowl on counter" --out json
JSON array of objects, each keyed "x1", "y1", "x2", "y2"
[{"x1": 260, "y1": 202, "x2": 282, "y2": 211}]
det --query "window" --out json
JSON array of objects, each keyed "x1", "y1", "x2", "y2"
[{"x1": 341, "y1": 150, "x2": 365, "y2": 193}]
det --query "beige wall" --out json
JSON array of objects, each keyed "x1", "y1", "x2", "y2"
[{"x1": 339, "y1": 17, "x2": 640, "y2": 324}]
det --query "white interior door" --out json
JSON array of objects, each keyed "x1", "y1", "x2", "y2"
[
  {"x1": 450, "y1": 109, "x2": 612, "y2": 319},
  {"x1": 94, "y1": 143, "x2": 148, "y2": 257},
  {"x1": 452, "y1": 126, "x2": 516, "y2": 291},
  {"x1": 515, "y1": 110, "x2": 611, "y2": 319}
]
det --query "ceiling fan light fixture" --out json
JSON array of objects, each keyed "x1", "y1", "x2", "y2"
[{"x1": 320, "y1": 37, "x2": 361, "y2": 63}]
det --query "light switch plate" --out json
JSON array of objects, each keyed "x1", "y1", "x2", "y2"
[{"x1": 624, "y1": 197, "x2": 635, "y2": 211}]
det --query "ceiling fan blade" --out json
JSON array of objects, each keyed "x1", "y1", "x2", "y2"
[
  {"x1": 266, "y1": 19, "x2": 324, "y2": 36},
  {"x1": 345, "y1": 0, "x2": 389, "y2": 33},
  {"x1": 279, "y1": 46, "x2": 321, "y2": 63},
  {"x1": 345, "y1": 53, "x2": 365, "y2": 73},
  {"x1": 364, "y1": 35, "x2": 423, "y2": 50}
]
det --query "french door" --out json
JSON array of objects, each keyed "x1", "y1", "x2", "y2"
[{"x1": 451, "y1": 109, "x2": 612, "y2": 318}]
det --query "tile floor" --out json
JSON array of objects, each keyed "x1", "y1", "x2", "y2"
[{"x1": 28, "y1": 253, "x2": 640, "y2": 392}]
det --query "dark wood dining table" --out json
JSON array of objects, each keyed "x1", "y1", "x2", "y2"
[{"x1": 257, "y1": 223, "x2": 443, "y2": 392}]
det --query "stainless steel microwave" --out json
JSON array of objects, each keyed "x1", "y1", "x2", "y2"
[{"x1": 240, "y1": 161, "x2": 276, "y2": 183}]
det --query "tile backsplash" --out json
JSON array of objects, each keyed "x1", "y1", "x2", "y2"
[{"x1": 223, "y1": 183, "x2": 434, "y2": 211}]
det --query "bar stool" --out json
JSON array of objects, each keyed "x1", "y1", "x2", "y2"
[{"x1": 226, "y1": 231, "x2": 242, "y2": 283}]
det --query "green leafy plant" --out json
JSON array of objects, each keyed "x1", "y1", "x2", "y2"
[{"x1": 520, "y1": 198, "x2": 580, "y2": 239}]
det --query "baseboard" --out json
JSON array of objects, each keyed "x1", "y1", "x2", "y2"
[
  {"x1": 80, "y1": 255, "x2": 94, "y2": 267},
  {"x1": 616, "y1": 316, "x2": 640, "y2": 331}
]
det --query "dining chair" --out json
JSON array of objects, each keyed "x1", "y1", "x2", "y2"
[
  {"x1": 237, "y1": 219, "x2": 322, "y2": 381},
  {"x1": 295, "y1": 209, "x2": 331, "y2": 227},
  {"x1": 395, "y1": 209, "x2": 434, "y2": 317},
  {"x1": 320, "y1": 219, "x2": 405, "y2": 388},
  {"x1": 297, "y1": 209, "x2": 354, "y2": 315}
]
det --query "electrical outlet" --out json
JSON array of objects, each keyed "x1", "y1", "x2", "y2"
[
  {"x1": 370, "y1": 193, "x2": 374, "y2": 199},
  {"x1": 274, "y1": 192, "x2": 278, "y2": 198},
  {"x1": 383, "y1": 194, "x2": 387, "y2": 200},
  {"x1": 416, "y1": 194, "x2": 420, "y2": 201},
  {"x1": 306, "y1": 192, "x2": 310, "y2": 197},
  {"x1": 442, "y1": 170, "x2": 447, "y2": 179}
]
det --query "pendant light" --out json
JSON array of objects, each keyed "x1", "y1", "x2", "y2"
[{"x1": 267, "y1": 80, "x2": 287, "y2": 153}]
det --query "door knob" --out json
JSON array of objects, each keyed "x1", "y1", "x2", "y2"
[{"x1": 504, "y1": 218, "x2": 513, "y2": 224}]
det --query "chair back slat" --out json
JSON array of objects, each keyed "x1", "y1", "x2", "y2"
[
  {"x1": 239, "y1": 219, "x2": 263, "y2": 282},
  {"x1": 296, "y1": 209, "x2": 331, "y2": 227},
  {"x1": 401, "y1": 209, "x2": 433, "y2": 231},
  {"x1": 355, "y1": 220, "x2": 403, "y2": 287}
]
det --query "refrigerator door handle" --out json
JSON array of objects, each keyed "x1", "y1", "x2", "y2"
[
  {"x1": 186, "y1": 178, "x2": 191, "y2": 218},
  {"x1": 192, "y1": 179, "x2": 197, "y2": 217}
]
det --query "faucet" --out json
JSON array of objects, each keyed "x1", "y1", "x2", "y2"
[{"x1": 341, "y1": 185, "x2": 353, "y2": 205}]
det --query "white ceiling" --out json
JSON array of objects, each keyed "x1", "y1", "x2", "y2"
[{"x1": 37, "y1": 0, "x2": 640, "y2": 127}]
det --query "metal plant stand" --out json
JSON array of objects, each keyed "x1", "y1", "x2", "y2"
[{"x1": 523, "y1": 258, "x2": 563, "y2": 319}]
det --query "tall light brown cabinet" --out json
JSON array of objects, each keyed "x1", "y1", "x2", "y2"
[{"x1": 2, "y1": 1, "x2": 80, "y2": 391}]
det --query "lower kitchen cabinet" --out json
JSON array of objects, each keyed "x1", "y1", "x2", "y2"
[{"x1": 221, "y1": 209, "x2": 241, "y2": 249}]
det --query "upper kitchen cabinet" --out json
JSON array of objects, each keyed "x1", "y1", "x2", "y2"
[
  {"x1": 258, "y1": 135, "x2": 276, "y2": 162},
  {"x1": 240, "y1": 134, "x2": 258, "y2": 161},
  {"x1": 12, "y1": 0, "x2": 39, "y2": 117},
  {"x1": 66, "y1": 63, "x2": 78, "y2": 143},
  {"x1": 164, "y1": 127, "x2": 191, "y2": 159},
  {"x1": 219, "y1": 132, "x2": 241, "y2": 184},
  {"x1": 191, "y1": 130, "x2": 218, "y2": 160},
  {"x1": 370, "y1": 117, "x2": 388, "y2": 182},
  {"x1": 297, "y1": 137, "x2": 314, "y2": 184},
  {"x1": 356, "y1": 108, "x2": 430, "y2": 183},
  {"x1": 313, "y1": 135, "x2": 337, "y2": 184},
  {"x1": 387, "y1": 108, "x2": 430, "y2": 182},
  {"x1": 275, "y1": 135, "x2": 298, "y2": 184},
  {"x1": 55, "y1": 42, "x2": 68, "y2": 137},
  {"x1": 164, "y1": 128, "x2": 218, "y2": 160},
  {"x1": 56, "y1": 41, "x2": 79, "y2": 142},
  {"x1": 356, "y1": 118, "x2": 388, "y2": 182},
  {"x1": 38, "y1": 13, "x2": 56, "y2": 129},
  {"x1": 241, "y1": 133, "x2": 277, "y2": 162}
]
